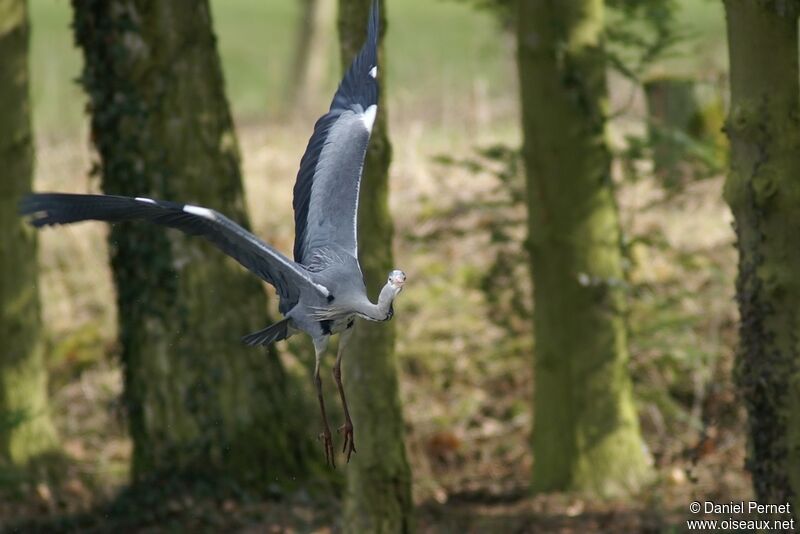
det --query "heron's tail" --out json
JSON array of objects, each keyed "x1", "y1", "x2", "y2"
[{"x1": 242, "y1": 318, "x2": 291, "y2": 347}]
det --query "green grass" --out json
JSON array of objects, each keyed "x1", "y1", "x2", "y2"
[
  {"x1": 28, "y1": 0, "x2": 727, "y2": 138},
  {"x1": 29, "y1": 0, "x2": 511, "y2": 137},
  {"x1": 672, "y1": 0, "x2": 727, "y2": 74},
  {"x1": 209, "y1": 0, "x2": 305, "y2": 118},
  {"x1": 29, "y1": 0, "x2": 85, "y2": 136}
]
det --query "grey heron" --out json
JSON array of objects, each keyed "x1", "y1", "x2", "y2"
[{"x1": 20, "y1": 0, "x2": 402, "y2": 467}]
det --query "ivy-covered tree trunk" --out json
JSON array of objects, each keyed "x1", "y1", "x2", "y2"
[
  {"x1": 0, "y1": 0, "x2": 57, "y2": 466},
  {"x1": 723, "y1": 0, "x2": 800, "y2": 514},
  {"x1": 71, "y1": 0, "x2": 317, "y2": 484},
  {"x1": 338, "y1": 1, "x2": 414, "y2": 531},
  {"x1": 516, "y1": 0, "x2": 651, "y2": 496}
]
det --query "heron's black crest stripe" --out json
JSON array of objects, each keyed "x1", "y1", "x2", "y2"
[
  {"x1": 292, "y1": 0, "x2": 380, "y2": 264},
  {"x1": 321, "y1": 320, "x2": 332, "y2": 336}
]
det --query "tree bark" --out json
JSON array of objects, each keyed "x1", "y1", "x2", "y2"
[
  {"x1": 71, "y1": 0, "x2": 318, "y2": 484},
  {"x1": 285, "y1": 0, "x2": 335, "y2": 111},
  {"x1": 516, "y1": 0, "x2": 652, "y2": 496},
  {"x1": 0, "y1": 0, "x2": 58, "y2": 466},
  {"x1": 337, "y1": 1, "x2": 414, "y2": 531},
  {"x1": 723, "y1": 0, "x2": 800, "y2": 515}
]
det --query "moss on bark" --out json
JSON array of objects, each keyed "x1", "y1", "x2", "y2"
[
  {"x1": 516, "y1": 0, "x2": 651, "y2": 497},
  {"x1": 0, "y1": 0, "x2": 58, "y2": 466},
  {"x1": 337, "y1": 1, "x2": 414, "y2": 531},
  {"x1": 71, "y1": 0, "x2": 319, "y2": 486},
  {"x1": 723, "y1": 0, "x2": 800, "y2": 515}
]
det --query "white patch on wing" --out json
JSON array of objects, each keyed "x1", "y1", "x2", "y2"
[
  {"x1": 135, "y1": 197, "x2": 157, "y2": 204},
  {"x1": 183, "y1": 205, "x2": 216, "y2": 220},
  {"x1": 369, "y1": 66, "x2": 377, "y2": 78},
  {"x1": 314, "y1": 283, "x2": 330, "y2": 297},
  {"x1": 361, "y1": 104, "x2": 377, "y2": 133}
]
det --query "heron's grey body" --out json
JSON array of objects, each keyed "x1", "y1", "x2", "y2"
[{"x1": 20, "y1": 0, "x2": 400, "y2": 467}]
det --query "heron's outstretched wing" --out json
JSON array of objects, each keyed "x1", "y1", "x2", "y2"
[
  {"x1": 21, "y1": 193, "x2": 330, "y2": 309},
  {"x1": 292, "y1": 0, "x2": 379, "y2": 265}
]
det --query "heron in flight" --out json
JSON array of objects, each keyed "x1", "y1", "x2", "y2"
[{"x1": 20, "y1": 0, "x2": 402, "y2": 467}]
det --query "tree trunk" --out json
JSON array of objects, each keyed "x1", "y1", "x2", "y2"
[
  {"x1": 337, "y1": 1, "x2": 414, "y2": 531},
  {"x1": 516, "y1": 0, "x2": 652, "y2": 496},
  {"x1": 0, "y1": 0, "x2": 58, "y2": 466},
  {"x1": 723, "y1": 0, "x2": 800, "y2": 515},
  {"x1": 71, "y1": 0, "x2": 318, "y2": 484},
  {"x1": 285, "y1": 0, "x2": 335, "y2": 111}
]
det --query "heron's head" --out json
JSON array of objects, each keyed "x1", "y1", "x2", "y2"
[
  {"x1": 373, "y1": 270, "x2": 406, "y2": 321},
  {"x1": 387, "y1": 269, "x2": 406, "y2": 292}
]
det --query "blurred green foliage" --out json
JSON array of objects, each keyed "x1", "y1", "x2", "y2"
[
  {"x1": 47, "y1": 323, "x2": 109, "y2": 391},
  {"x1": 449, "y1": 0, "x2": 683, "y2": 75},
  {"x1": 605, "y1": 0, "x2": 682, "y2": 80}
]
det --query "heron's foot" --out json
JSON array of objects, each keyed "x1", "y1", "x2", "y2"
[
  {"x1": 338, "y1": 421, "x2": 356, "y2": 463},
  {"x1": 318, "y1": 428, "x2": 336, "y2": 468}
]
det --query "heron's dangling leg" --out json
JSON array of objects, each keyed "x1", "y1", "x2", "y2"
[
  {"x1": 333, "y1": 326, "x2": 356, "y2": 462},
  {"x1": 313, "y1": 337, "x2": 335, "y2": 468}
]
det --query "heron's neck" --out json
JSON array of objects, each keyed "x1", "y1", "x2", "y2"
[{"x1": 356, "y1": 283, "x2": 396, "y2": 321}]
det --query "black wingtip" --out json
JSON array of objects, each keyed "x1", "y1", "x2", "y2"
[
  {"x1": 324, "y1": 0, "x2": 381, "y2": 113},
  {"x1": 18, "y1": 193, "x2": 49, "y2": 216},
  {"x1": 18, "y1": 192, "x2": 96, "y2": 228},
  {"x1": 19, "y1": 193, "x2": 55, "y2": 227},
  {"x1": 369, "y1": 0, "x2": 380, "y2": 46},
  {"x1": 367, "y1": 0, "x2": 380, "y2": 65},
  {"x1": 360, "y1": 0, "x2": 379, "y2": 73},
  {"x1": 18, "y1": 194, "x2": 34, "y2": 216}
]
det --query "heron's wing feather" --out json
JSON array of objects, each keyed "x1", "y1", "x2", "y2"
[
  {"x1": 292, "y1": 0, "x2": 379, "y2": 264},
  {"x1": 21, "y1": 193, "x2": 330, "y2": 309}
]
